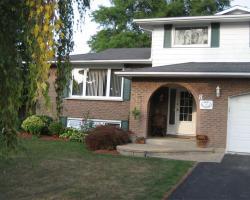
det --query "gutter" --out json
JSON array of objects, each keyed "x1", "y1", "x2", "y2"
[
  {"x1": 115, "y1": 71, "x2": 250, "y2": 78},
  {"x1": 133, "y1": 14, "x2": 250, "y2": 26},
  {"x1": 50, "y1": 59, "x2": 152, "y2": 64}
]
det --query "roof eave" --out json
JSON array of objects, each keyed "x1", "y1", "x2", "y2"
[
  {"x1": 115, "y1": 72, "x2": 250, "y2": 78},
  {"x1": 134, "y1": 14, "x2": 250, "y2": 30},
  {"x1": 50, "y1": 59, "x2": 152, "y2": 64}
]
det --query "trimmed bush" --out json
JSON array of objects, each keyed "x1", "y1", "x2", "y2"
[
  {"x1": 85, "y1": 125, "x2": 131, "y2": 151},
  {"x1": 48, "y1": 122, "x2": 65, "y2": 135},
  {"x1": 21, "y1": 115, "x2": 46, "y2": 135},
  {"x1": 59, "y1": 128, "x2": 87, "y2": 142},
  {"x1": 38, "y1": 115, "x2": 53, "y2": 126}
]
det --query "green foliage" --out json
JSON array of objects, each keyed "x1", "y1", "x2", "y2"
[
  {"x1": 38, "y1": 115, "x2": 53, "y2": 127},
  {"x1": 55, "y1": 0, "x2": 90, "y2": 118},
  {"x1": 21, "y1": 115, "x2": 46, "y2": 136},
  {"x1": 48, "y1": 122, "x2": 65, "y2": 135},
  {"x1": 0, "y1": 0, "x2": 89, "y2": 151},
  {"x1": 88, "y1": 0, "x2": 231, "y2": 52},
  {"x1": 131, "y1": 107, "x2": 141, "y2": 120},
  {"x1": 0, "y1": 0, "x2": 24, "y2": 150},
  {"x1": 60, "y1": 128, "x2": 87, "y2": 143}
]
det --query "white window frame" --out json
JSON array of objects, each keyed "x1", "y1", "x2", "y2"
[
  {"x1": 172, "y1": 24, "x2": 211, "y2": 48},
  {"x1": 67, "y1": 117, "x2": 121, "y2": 129},
  {"x1": 68, "y1": 68, "x2": 124, "y2": 101}
]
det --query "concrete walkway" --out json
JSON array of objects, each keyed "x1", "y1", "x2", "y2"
[{"x1": 117, "y1": 138, "x2": 225, "y2": 162}]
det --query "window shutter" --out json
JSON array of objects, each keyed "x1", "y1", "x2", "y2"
[
  {"x1": 211, "y1": 23, "x2": 220, "y2": 48},
  {"x1": 123, "y1": 78, "x2": 131, "y2": 101},
  {"x1": 59, "y1": 116, "x2": 68, "y2": 127},
  {"x1": 169, "y1": 89, "x2": 176, "y2": 125},
  {"x1": 121, "y1": 120, "x2": 129, "y2": 131},
  {"x1": 164, "y1": 24, "x2": 172, "y2": 48}
]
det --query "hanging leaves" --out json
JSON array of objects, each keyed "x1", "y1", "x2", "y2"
[{"x1": 0, "y1": 0, "x2": 89, "y2": 151}]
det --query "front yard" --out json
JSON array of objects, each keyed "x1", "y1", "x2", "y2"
[{"x1": 0, "y1": 138, "x2": 193, "y2": 200}]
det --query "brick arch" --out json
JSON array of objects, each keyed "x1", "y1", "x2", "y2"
[
  {"x1": 145, "y1": 82, "x2": 200, "y2": 137},
  {"x1": 129, "y1": 81, "x2": 200, "y2": 138}
]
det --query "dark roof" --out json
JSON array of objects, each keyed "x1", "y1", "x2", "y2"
[
  {"x1": 117, "y1": 62, "x2": 250, "y2": 78},
  {"x1": 125, "y1": 62, "x2": 250, "y2": 72},
  {"x1": 69, "y1": 48, "x2": 151, "y2": 61}
]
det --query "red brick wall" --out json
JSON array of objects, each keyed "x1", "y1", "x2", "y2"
[
  {"x1": 129, "y1": 78, "x2": 250, "y2": 148},
  {"x1": 36, "y1": 68, "x2": 130, "y2": 121}
]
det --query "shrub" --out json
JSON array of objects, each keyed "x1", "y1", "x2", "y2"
[
  {"x1": 59, "y1": 128, "x2": 87, "y2": 142},
  {"x1": 48, "y1": 122, "x2": 65, "y2": 135},
  {"x1": 38, "y1": 115, "x2": 53, "y2": 135},
  {"x1": 85, "y1": 125, "x2": 131, "y2": 151},
  {"x1": 21, "y1": 115, "x2": 46, "y2": 136}
]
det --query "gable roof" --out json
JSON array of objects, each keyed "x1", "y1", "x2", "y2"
[
  {"x1": 215, "y1": 5, "x2": 250, "y2": 15},
  {"x1": 69, "y1": 48, "x2": 151, "y2": 64},
  {"x1": 116, "y1": 62, "x2": 250, "y2": 78}
]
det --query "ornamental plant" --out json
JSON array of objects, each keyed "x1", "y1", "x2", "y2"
[{"x1": 21, "y1": 115, "x2": 46, "y2": 136}]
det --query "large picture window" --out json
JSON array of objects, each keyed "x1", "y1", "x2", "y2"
[
  {"x1": 174, "y1": 26, "x2": 209, "y2": 46},
  {"x1": 86, "y1": 69, "x2": 107, "y2": 96},
  {"x1": 70, "y1": 68, "x2": 123, "y2": 100}
]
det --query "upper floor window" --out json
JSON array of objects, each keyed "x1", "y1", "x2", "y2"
[
  {"x1": 173, "y1": 26, "x2": 209, "y2": 47},
  {"x1": 71, "y1": 68, "x2": 123, "y2": 100}
]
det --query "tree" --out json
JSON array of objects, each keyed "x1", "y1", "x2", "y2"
[
  {"x1": 0, "y1": 0, "x2": 89, "y2": 152},
  {"x1": 88, "y1": 0, "x2": 231, "y2": 52}
]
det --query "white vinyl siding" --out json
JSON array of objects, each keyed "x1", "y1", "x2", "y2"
[{"x1": 151, "y1": 22, "x2": 250, "y2": 66}]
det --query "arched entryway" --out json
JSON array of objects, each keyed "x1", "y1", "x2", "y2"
[{"x1": 148, "y1": 84, "x2": 197, "y2": 137}]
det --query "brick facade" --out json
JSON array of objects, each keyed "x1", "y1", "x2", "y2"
[
  {"x1": 36, "y1": 68, "x2": 130, "y2": 122},
  {"x1": 129, "y1": 78, "x2": 250, "y2": 148}
]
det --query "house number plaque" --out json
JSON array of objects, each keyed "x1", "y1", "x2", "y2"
[{"x1": 200, "y1": 100, "x2": 213, "y2": 110}]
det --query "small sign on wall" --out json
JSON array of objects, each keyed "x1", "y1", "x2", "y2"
[{"x1": 200, "y1": 100, "x2": 213, "y2": 110}]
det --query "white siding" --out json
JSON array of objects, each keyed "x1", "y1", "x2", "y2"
[{"x1": 151, "y1": 22, "x2": 250, "y2": 67}]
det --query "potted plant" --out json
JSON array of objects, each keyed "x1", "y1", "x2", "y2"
[
  {"x1": 131, "y1": 107, "x2": 141, "y2": 120},
  {"x1": 135, "y1": 137, "x2": 145, "y2": 144},
  {"x1": 196, "y1": 135, "x2": 209, "y2": 148}
]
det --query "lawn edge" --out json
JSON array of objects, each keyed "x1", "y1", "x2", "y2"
[{"x1": 162, "y1": 162, "x2": 198, "y2": 200}]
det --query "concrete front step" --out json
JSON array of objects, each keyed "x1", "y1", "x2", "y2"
[
  {"x1": 117, "y1": 144, "x2": 225, "y2": 162},
  {"x1": 146, "y1": 138, "x2": 196, "y2": 147}
]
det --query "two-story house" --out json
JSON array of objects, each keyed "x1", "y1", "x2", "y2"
[{"x1": 37, "y1": 6, "x2": 250, "y2": 154}]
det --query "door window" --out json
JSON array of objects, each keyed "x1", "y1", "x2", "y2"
[{"x1": 179, "y1": 91, "x2": 193, "y2": 121}]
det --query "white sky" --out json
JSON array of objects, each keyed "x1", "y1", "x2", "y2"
[{"x1": 72, "y1": 0, "x2": 250, "y2": 55}]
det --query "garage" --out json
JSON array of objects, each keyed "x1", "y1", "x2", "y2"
[{"x1": 227, "y1": 93, "x2": 250, "y2": 154}]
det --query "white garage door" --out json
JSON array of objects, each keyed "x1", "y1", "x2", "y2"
[{"x1": 227, "y1": 94, "x2": 250, "y2": 153}]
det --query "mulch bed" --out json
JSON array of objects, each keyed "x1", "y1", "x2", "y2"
[
  {"x1": 18, "y1": 132, "x2": 66, "y2": 141},
  {"x1": 94, "y1": 149, "x2": 120, "y2": 155}
]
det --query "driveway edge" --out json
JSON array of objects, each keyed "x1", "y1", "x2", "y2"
[{"x1": 163, "y1": 162, "x2": 198, "y2": 200}]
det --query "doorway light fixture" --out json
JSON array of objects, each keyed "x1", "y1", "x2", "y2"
[{"x1": 216, "y1": 86, "x2": 221, "y2": 97}]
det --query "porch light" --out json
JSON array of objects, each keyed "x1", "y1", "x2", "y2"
[{"x1": 216, "y1": 86, "x2": 221, "y2": 97}]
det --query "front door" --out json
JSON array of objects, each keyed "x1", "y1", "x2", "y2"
[{"x1": 167, "y1": 88, "x2": 196, "y2": 136}]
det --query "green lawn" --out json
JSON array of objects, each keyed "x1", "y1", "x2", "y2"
[{"x1": 0, "y1": 138, "x2": 193, "y2": 200}]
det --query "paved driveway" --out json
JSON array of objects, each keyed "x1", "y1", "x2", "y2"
[{"x1": 168, "y1": 154, "x2": 250, "y2": 200}]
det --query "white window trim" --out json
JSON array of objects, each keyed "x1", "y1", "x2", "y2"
[
  {"x1": 68, "y1": 68, "x2": 124, "y2": 101},
  {"x1": 172, "y1": 24, "x2": 211, "y2": 48},
  {"x1": 67, "y1": 117, "x2": 121, "y2": 128}
]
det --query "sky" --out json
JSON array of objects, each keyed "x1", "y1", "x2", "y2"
[{"x1": 72, "y1": 0, "x2": 250, "y2": 55}]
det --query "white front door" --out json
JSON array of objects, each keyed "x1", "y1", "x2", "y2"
[
  {"x1": 227, "y1": 94, "x2": 250, "y2": 153},
  {"x1": 167, "y1": 88, "x2": 196, "y2": 136}
]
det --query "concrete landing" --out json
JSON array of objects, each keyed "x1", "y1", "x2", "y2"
[{"x1": 117, "y1": 138, "x2": 225, "y2": 162}]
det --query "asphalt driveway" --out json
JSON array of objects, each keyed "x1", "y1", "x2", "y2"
[{"x1": 168, "y1": 154, "x2": 250, "y2": 200}]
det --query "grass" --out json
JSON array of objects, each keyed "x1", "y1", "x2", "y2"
[{"x1": 0, "y1": 138, "x2": 194, "y2": 200}]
